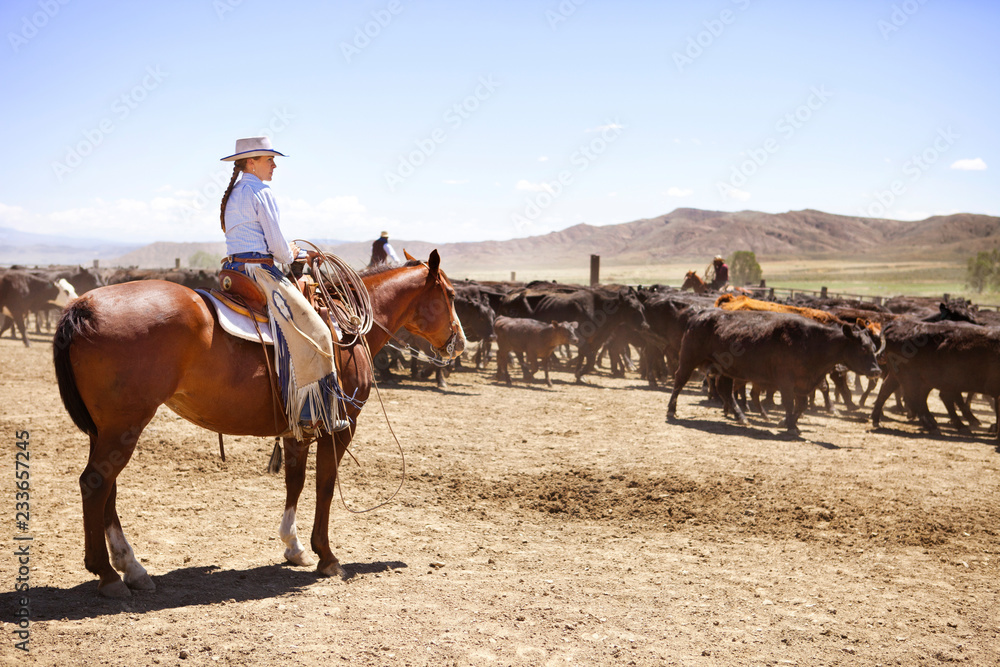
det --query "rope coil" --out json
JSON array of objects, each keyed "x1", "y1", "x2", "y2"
[{"x1": 294, "y1": 239, "x2": 373, "y2": 347}]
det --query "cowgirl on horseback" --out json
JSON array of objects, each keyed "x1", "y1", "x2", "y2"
[{"x1": 219, "y1": 136, "x2": 349, "y2": 436}]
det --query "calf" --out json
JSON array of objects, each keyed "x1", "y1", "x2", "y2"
[
  {"x1": 667, "y1": 310, "x2": 882, "y2": 434},
  {"x1": 494, "y1": 316, "x2": 579, "y2": 386}
]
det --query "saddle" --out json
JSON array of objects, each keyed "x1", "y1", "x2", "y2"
[
  {"x1": 210, "y1": 269, "x2": 269, "y2": 323},
  {"x1": 210, "y1": 269, "x2": 332, "y2": 329}
]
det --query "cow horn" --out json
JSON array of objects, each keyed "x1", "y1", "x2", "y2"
[{"x1": 875, "y1": 329, "x2": 886, "y2": 356}]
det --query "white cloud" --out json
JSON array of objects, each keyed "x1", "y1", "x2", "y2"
[
  {"x1": 950, "y1": 158, "x2": 987, "y2": 171},
  {"x1": 443, "y1": 179, "x2": 469, "y2": 185},
  {"x1": 0, "y1": 192, "x2": 393, "y2": 244},
  {"x1": 515, "y1": 179, "x2": 554, "y2": 193},
  {"x1": 537, "y1": 156, "x2": 549, "y2": 162},
  {"x1": 718, "y1": 185, "x2": 750, "y2": 202},
  {"x1": 666, "y1": 187, "x2": 693, "y2": 197}
]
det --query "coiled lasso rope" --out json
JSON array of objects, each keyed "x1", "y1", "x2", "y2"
[{"x1": 294, "y1": 239, "x2": 373, "y2": 346}]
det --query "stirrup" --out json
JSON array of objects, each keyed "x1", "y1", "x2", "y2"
[{"x1": 331, "y1": 419, "x2": 351, "y2": 432}]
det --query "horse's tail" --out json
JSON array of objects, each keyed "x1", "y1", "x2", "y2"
[{"x1": 53, "y1": 299, "x2": 97, "y2": 437}]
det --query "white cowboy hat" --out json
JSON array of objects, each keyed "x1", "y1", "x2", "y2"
[
  {"x1": 380, "y1": 231, "x2": 389, "y2": 238},
  {"x1": 220, "y1": 136, "x2": 287, "y2": 161}
]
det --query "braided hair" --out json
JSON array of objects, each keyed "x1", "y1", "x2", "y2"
[{"x1": 219, "y1": 159, "x2": 248, "y2": 232}]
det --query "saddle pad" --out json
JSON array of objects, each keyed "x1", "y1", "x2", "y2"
[{"x1": 196, "y1": 289, "x2": 274, "y2": 345}]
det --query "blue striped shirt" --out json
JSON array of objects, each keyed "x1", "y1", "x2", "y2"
[{"x1": 224, "y1": 174, "x2": 294, "y2": 264}]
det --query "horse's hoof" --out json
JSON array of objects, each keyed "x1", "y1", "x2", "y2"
[
  {"x1": 285, "y1": 548, "x2": 315, "y2": 567},
  {"x1": 126, "y1": 573, "x2": 156, "y2": 591},
  {"x1": 98, "y1": 579, "x2": 132, "y2": 598},
  {"x1": 316, "y1": 558, "x2": 345, "y2": 578}
]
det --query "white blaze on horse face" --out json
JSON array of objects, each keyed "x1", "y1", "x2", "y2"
[
  {"x1": 280, "y1": 507, "x2": 313, "y2": 566},
  {"x1": 105, "y1": 523, "x2": 153, "y2": 589},
  {"x1": 448, "y1": 298, "x2": 468, "y2": 359}
]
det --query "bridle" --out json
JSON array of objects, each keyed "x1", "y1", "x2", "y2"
[{"x1": 370, "y1": 267, "x2": 463, "y2": 366}]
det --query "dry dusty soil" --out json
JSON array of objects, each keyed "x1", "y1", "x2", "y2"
[{"x1": 1, "y1": 328, "x2": 999, "y2": 666}]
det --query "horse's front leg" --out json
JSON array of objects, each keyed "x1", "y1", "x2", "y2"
[
  {"x1": 280, "y1": 437, "x2": 314, "y2": 566},
  {"x1": 311, "y1": 430, "x2": 351, "y2": 577}
]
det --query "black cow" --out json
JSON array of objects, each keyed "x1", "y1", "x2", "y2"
[
  {"x1": 499, "y1": 283, "x2": 649, "y2": 381},
  {"x1": 0, "y1": 270, "x2": 76, "y2": 346},
  {"x1": 870, "y1": 320, "x2": 1000, "y2": 439},
  {"x1": 639, "y1": 293, "x2": 716, "y2": 386},
  {"x1": 452, "y1": 282, "x2": 497, "y2": 370},
  {"x1": 667, "y1": 310, "x2": 882, "y2": 434}
]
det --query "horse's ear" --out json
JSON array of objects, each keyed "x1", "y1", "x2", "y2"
[
  {"x1": 428, "y1": 249, "x2": 440, "y2": 275},
  {"x1": 404, "y1": 249, "x2": 417, "y2": 261}
]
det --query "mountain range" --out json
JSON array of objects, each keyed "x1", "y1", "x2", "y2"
[{"x1": 3, "y1": 208, "x2": 998, "y2": 272}]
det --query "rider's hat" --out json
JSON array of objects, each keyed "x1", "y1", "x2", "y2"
[{"x1": 221, "y1": 136, "x2": 287, "y2": 161}]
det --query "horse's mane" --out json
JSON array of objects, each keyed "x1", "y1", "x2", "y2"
[{"x1": 358, "y1": 259, "x2": 423, "y2": 279}]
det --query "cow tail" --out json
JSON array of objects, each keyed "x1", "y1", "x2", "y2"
[{"x1": 53, "y1": 300, "x2": 98, "y2": 437}]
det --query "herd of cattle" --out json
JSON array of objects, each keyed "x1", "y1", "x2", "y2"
[{"x1": 3, "y1": 263, "x2": 998, "y2": 442}]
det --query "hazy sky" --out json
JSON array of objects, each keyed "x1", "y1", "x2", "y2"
[{"x1": 2, "y1": 0, "x2": 997, "y2": 244}]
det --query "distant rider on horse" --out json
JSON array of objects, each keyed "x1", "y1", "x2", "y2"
[
  {"x1": 708, "y1": 255, "x2": 729, "y2": 291},
  {"x1": 369, "y1": 230, "x2": 400, "y2": 268}
]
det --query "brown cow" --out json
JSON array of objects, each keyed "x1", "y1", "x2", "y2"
[
  {"x1": 715, "y1": 293, "x2": 845, "y2": 325},
  {"x1": 494, "y1": 316, "x2": 579, "y2": 386}
]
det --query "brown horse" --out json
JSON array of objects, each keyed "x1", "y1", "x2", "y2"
[
  {"x1": 53, "y1": 251, "x2": 465, "y2": 597},
  {"x1": 680, "y1": 270, "x2": 709, "y2": 294}
]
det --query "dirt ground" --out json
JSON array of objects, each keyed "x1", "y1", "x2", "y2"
[{"x1": 2, "y1": 326, "x2": 999, "y2": 667}]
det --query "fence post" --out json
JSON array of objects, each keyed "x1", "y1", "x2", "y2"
[
  {"x1": 175, "y1": 258, "x2": 181, "y2": 269},
  {"x1": 510, "y1": 271, "x2": 516, "y2": 282},
  {"x1": 590, "y1": 254, "x2": 600, "y2": 287},
  {"x1": 820, "y1": 286, "x2": 828, "y2": 298}
]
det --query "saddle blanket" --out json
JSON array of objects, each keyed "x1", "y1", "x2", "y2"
[{"x1": 196, "y1": 289, "x2": 274, "y2": 345}]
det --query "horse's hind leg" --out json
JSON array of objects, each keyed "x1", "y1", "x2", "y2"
[
  {"x1": 80, "y1": 428, "x2": 143, "y2": 598},
  {"x1": 105, "y1": 481, "x2": 155, "y2": 591},
  {"x1": 280, "y1": 437, "x2": 314, "y2": 566}
]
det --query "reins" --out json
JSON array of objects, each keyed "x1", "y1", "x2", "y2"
[{"x1": 374, "y1": 320, "x2": 454, "y2": 368}]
